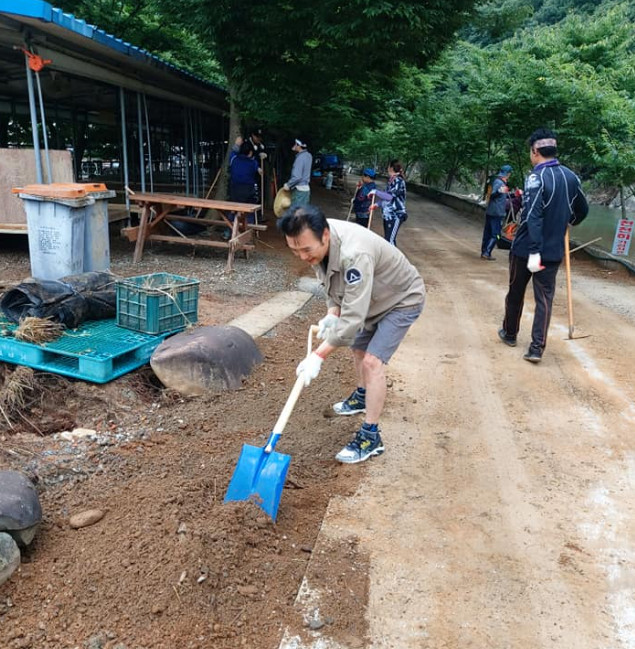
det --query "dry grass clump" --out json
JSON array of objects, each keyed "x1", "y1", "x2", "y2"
[
  {"x1": 0, "y1": 366, "x2": 36, "y2": 429},
  {"x1": 14, "y1": 317, "x2": 64, "y2": 343}
]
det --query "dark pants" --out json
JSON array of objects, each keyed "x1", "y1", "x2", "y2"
[
  {"x1": 383, "y1": 216, "x2": 404, "y2": 246},
  {"x1": 229, "y1": 183, "x2": 258, "y2": 224},
  {"x1": 355, "y1": 212, "x2": 370, "y2": 228},
  {"x1": 481, "y1": 215, "x2": 502, "y2": 256},
  {"x1": 502, "y1": 253, "x2": 561, "y2": 354}
]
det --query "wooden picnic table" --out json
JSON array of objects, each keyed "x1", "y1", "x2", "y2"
[{"x1": 121, "y1": 192, "x2": 265, "y2": 272}]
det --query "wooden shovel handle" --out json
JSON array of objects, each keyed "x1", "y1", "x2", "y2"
[{"x1": 564, "y1": 227, "x2": 574, "y2": 338}]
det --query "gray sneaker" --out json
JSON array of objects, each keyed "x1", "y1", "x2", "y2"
[
  {"x1": 333, "y1": 390, "x2": 366, "y2": 416},
  {"x1": 335, "y1": 429, "x2": 384, "y2": 464}
]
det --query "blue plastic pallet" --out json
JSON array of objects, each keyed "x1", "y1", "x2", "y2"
[{"x1": 0, "y1": 317, "x2": 174, "y2": 383}]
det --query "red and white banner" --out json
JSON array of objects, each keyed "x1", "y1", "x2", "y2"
[{"x1": 611, "y1": 219, "x2": 634, "y2": 256}]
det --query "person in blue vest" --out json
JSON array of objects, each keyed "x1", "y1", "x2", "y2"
[
  {"x1": 481, "y1": 164, "x2": 512, "y2": 260},
  {"x1": 223, "y1": 141, "x2": 260, "y2": 240},
  {"x1": 498, "y1": 128, "x2": 588, "y2": 363},
  {"x1": 351, "y1": 168, "x2": 377, "y2": 227}
]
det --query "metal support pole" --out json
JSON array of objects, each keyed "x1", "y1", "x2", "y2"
[
  {"x1": 137, "y1": 92, "x2": 146, "y2": 193},
  {"x1": 189, "y1": 108, "x2": 197, "y2": 195},
  {"x1": 34, "y1": 72, "x2": 52, "y2": 183},
  {"x1": 184, "y1": 107, "x2": 190, "y2": 195},
  {"x1": 24, "y1": 56, "x2": 43, "y2": 183},
  {"x1": 143, "y1": 94, "x2": 154, "y2": 193},
  {"x1": 119, "y1": 87, "x2": 130, "y2": 217}
]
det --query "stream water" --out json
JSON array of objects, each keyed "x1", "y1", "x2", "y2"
[{"x1": 573, "y1": 204, "x2": 635, "y2": 262}]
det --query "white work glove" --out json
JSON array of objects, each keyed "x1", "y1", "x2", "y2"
[
  {"x1": 296, "y1": 352, "x2": 323, "y2": 386},
  {"x1": 259, "y1": 151, "x2": 268, "y2": 160},
  {"x1": 367, "y1": 189, "x2": 376, "y2": 196},
  {"x1": 283, "y1": 183, "x2": 290, "y2": 191},
  {"x1": 527, "y1": 253, "x2": 545, "y2": 273},
  {"x1": 317, "y1": 313, "x2": 339, "y2": 339}
]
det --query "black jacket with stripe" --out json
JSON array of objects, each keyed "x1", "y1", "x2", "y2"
[{"x1": 512, "y1": 160, "x2": 588, "y2": 262}]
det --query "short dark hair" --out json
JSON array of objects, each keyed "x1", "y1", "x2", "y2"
[
  {"x1": 277, "y1": 204, "x2": 329, "y2": 239},
  {"x1": 239, "y1": 141, "x2": 252, "y2": 156},
  {"x1": 529, "y1": 128, "x2": 558, "y2": 158},
  {"x1": 389, "y1": 159, "x2": 403, "y2": 174}
]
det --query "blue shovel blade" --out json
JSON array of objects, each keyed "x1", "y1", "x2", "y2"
[{"x1": 224, "y1": 443, "x2": 291, "y2": 520}]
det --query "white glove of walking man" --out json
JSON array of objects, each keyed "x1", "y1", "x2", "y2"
[
  {"x1": 527, "y1": 253, "x2": 545, "y2": 273},
  {"x1": 296, "y1": 353, "x2": 323, "y2": 386},
  {"x1": 317, "y1": 313, "x2": 339, "y2": 339}
]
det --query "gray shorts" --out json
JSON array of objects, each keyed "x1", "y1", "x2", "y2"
[{"x1": 351, "y1": 305, "x2": 423, "y2": 364}]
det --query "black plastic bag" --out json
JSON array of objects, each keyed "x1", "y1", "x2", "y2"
[{"x1": 0, "y1": 271, "x2": 118, "y2": 329}]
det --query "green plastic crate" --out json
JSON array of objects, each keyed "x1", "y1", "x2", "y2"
[{"x1": 116, "y1": 273, "x2": 199, "y2": 334}]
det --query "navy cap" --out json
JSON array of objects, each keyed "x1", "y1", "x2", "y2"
[
  {"x1": 500, "y1": 164, "x2": 513, "y2": 175},
  {"x1": 362, "y1": 167, "x2": 376, "y2": 178}
]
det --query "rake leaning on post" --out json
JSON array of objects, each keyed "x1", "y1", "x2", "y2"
[
  {"x1": 498, "y1": 128, "x2": 589, "y2": 363},
  {"x1": 278, "y1": 205, "x2": 425, "y2": 464}
]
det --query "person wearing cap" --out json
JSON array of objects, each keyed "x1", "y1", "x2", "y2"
[
  {"x1": 498, "y1": 128, "x2": 588, "y2": 363},
  {"x1": 351, "y1": 168, "x2": 377, "y2": 227},
  {"x1": 283, "y1": 139, "x2": 313, "y2": 207},
  {"x1": 481, "y1": 164, "x2": 513, "y2": 260},
  {"x1": 278, "y1": 204, "x2": 425, "y2": 464}
]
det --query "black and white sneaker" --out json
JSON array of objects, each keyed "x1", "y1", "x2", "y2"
[
  {"x1": 335, "y1": 429, "x2": 385, "y2": 464},
  {"x1": 333, "y1": 390, "x2": 366, "y2": 416}
]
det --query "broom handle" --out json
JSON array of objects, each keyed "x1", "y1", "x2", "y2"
[
  {"x1": 368, "y1": 194, "x2": 376, "y2": 229},
  {"x1": 564, "y1": 227, "x2": 574, "y2": 338},
  {"x1": 266, "y1": 325, "x2": 319, "y2": 451}
]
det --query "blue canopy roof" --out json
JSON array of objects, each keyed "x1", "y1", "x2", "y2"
[{"x1": 0, "y1": 0, "x2": 225, "y2": 94}]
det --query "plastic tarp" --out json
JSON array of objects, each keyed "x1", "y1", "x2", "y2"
[{"x1": 0, "y1": 272, "x2": 118, "y2": 329}]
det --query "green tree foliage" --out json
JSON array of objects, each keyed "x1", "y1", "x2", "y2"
[
  {"x1": 54, "y1": 0, "x2": 224, "y2": 84},
  {"x1": 344, "y1": 0, "x2": 635, "y2": 195},
  {"x1": 158, "y1": 0, "x2": 477, "y2": 147}
]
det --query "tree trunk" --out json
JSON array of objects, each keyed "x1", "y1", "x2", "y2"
[
  {"x1": 620, "y1": 185, "x2": 626, "y2": 220},
  {"x1": 215, "y1": 88, "x2": 241, "y2": 202}
]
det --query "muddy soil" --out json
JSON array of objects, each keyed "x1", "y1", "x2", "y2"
[{"x1": 0, "y1": 182, "x2": 370, "y2": 649}]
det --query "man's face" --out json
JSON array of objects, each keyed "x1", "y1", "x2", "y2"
[
  {"x1": 362, "y1": 175, "x2": 372, "y2": 184},
  {"x1": 252, "y1": 133, "x2": 262, "y2": 144},
  {"x1": 285, "y1": 227, "x2": 330, "y2": 266},
  {"x1": 529, "y1": 147, "x2": 538, "y2": 165}
]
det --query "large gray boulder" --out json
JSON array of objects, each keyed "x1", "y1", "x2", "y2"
[
  {"x1": 0, "y1": 470, "x2": 42, "y2": 547},
  {"x1": 0, "y1": 532, "x2": 20, "y2": 586},
  {"x1": 150, "y1": 325, "x2": 263, "y2": 396}
]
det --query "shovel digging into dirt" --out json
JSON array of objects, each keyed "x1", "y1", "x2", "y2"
[{"x1": 224, "y1": 324, "x2": 319, "y2": 520}]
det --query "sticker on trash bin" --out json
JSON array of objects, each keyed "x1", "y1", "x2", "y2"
[{"x1": 38, "y1": 227, "x2": 62, "y2": 254}]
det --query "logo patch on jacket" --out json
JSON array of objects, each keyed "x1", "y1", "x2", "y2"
[
  {"x1": 526, "y1": 174, "x2": 541, "y2": 190},
  {"x1": 345, "y1": 267, "x2": 363, "y2": 285}
]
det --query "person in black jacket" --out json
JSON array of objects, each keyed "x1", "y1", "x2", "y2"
[
  {"x1": 498, "y1": 128, "x2": 588, "y2": 363},
  {"x1": 481, "y1": 164, "x2": 512, "y2": 260}
]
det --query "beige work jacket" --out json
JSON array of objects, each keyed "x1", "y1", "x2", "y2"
[{"x1": 313, "y1": 219, "x2": 425, "y2": 347}]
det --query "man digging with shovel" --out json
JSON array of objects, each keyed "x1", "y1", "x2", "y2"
[{"x1": 278, "y1": 205, "x2": 425, "y2": 463}]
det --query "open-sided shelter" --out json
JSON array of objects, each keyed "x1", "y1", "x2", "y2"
[{"x1": 0, "y1": 0, "x2": 229, "y2": 232}]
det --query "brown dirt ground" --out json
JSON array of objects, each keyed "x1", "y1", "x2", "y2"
[{"x1": 0, "y1": 181, "x2": 371, "y2": 649}]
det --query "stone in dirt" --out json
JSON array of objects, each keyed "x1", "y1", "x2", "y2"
[
  {"x1": 58, "y1": 427, "x2": 96, "y2": 441},
  {"x1": 0, "y1": 470, "x2": 42, "y2": 547},
  {"x1": 150, "y1": 325, "x2": 263, "y2": 397},
  {"x1": 0, "y1": 532, "x2": 21, "y2": 586},
  {"x1": 69, "y1": 509, "x2": 105, "y2": 529}
]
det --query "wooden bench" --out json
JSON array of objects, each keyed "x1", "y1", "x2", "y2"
[{"x1": 121, "y1": 192, "x2": 265, "y2": 272}]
